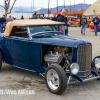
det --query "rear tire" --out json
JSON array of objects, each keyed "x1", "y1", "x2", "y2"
[{"x1": 45, "y1": 64, "x2": 67, "y2": 95}]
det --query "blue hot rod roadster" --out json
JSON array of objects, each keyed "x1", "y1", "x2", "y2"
[{"x1": 0, "y1": 19, "x2": 100, "y2": 94}]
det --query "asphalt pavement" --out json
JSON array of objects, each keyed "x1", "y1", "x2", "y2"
[{"x1": 0, "y1": 27, "x2": 100, "y2": 100}]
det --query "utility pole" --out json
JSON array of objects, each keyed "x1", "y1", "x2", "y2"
[
  {"x1": 64, "y1": 0, "x2": 65, "y2": 8},
  {"x1": 31, "y1": 0, "x2": 32, "y2": 13},
  {"x1": 69, "y1": 0, "x2": 71, "y2": 15},
  {"x1": 74, "y1": 0, "x2": 75, "y2": 14},
  {"x1": 57, "y1": 0, "x2": 58, "y2": 15},
  {"x1": 84, "y1": 0, "x2": 85, "y2": 11},
  {"x1": 33, "y1": 0, "x2": 34, "y2": 12},
  {"x1": 48, "y1": 0, "x2": 50, "y2": 17}
]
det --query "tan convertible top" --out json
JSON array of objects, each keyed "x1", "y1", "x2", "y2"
[{"x1": 4, "y1": 19, "x2": 65, "y2": 37}]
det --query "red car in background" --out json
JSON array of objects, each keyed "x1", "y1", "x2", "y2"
[
  {"x1": 68, "y1": 18, "x2": 80, "y2": 27},
  {"x1": 71, "y1": 18, "x2": 80, "y2": 23},
  {"x1": 69, "y1": 17, "x2": 91, "y2": 27},
  {"x1": 89, "y1": 17, "x2": 100, "y2": 30}
]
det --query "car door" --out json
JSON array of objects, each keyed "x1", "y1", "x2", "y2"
[
  {"x1": 9, "y1": 26, "x2": 29, "y2": 66},
  {"x1": 10, "y1": 36, "x2": 29, "y2": 66},
  {"x1": 28, "y1": 38, "x2": 42, "y2": 68}
]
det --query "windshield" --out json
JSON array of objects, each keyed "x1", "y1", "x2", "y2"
[
  {"x1": 29, "y1": 25, "x2": 64, "y2": 34},
  {"x1": 31, "y1": 32, "x2": 64, "y2": 38}
]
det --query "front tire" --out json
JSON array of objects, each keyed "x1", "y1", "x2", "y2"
[{"x1": 45, "y1": 64, "x2": 67, "y2": 95}]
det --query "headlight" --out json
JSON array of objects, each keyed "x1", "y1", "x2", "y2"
[
  {"x1": 70, "y1": 63, "x2": 79, "y2": 75},
  {"x1": 94, "y1": 58, "x2": 100, "y2": 69}
]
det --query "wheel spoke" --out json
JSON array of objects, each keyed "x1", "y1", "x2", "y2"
[
  {"x1": 54, "y1": 79, "x2": 59, "y2": 86},
  {"x1": 47, "y1": 69, "x2": 59, "y2": 90}
]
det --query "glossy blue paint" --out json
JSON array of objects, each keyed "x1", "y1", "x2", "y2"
[
  {"x1": 71, "y1": 71, "x2": 100, "y2": 82},
  {"x1": 65, "y1": 72, "x2": 70, "y2": 76},
  {"x1": 0, "y1": 31, "x2": 100, "y2": 84},
  {"x1": 91, "y1": 71, "x2": 100, "y2": 76},
  {"x1": 0, "y1": 33, "x2": 4, "y2": 38},
  {"x1": 72, "y1": 75, "x2": 83, "y2": 82},
  {"x1": 10, "y1": 36, "x2": 29, "y2": 66},
  {"x1": 0, "y1": 34, "x2": 45, "y2": 73},
  {"x1": 0, "y1": 37, "x2": 12, "y2": 62},
  {"x1": 40, "y1": 35, "x2": 87, "y2": 48},
  {"x1": 40, "y1": 34, "x2": 91, "y2": 64},
  {"x1": 28, "y1": 40, "x2": 42, "y2": 67},
  {"x1": 0, "y1": 33, "x2": 92, "y2": 76}
]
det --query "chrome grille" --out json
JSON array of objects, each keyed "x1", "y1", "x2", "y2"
[{"x1": 77, "y1": 44, "x2": 92, "y2": 77}]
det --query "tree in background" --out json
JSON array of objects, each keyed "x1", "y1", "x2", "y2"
[
  {"x1": 0, "y1": 0, "x2": 17, "y2": 18},
  {"x1": 81, "y1": 9, "x2": 84, "y2": 11},
  {"x1": 34, "y1": 11, "x2": 37, "y2": 14}
]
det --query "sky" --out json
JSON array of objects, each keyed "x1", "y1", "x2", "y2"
[{"x1": 0, "y1": 0, "x2": 98, "y2": 8}]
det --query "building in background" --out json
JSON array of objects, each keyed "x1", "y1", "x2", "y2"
[
  {"x1": 84, "y1": 0, "x2": 100, "y2": 17},
  {"x1": 53, "y1": 11, "x2": 85, "y2": 15},
  {"x1": 46, "y1": 10, "x2": 51, "y2": 14}
]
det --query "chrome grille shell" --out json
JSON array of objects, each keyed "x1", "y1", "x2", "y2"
[{"x1": 77, "y1": 44, "x2": 92, "y2": 77}]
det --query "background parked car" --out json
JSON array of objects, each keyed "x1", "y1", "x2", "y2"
[
  {"x1": 68, "y1": 18, "x2": 80, "y2": 27},
  {"x1": 69, "y1": 17, "x2": 91, "y2": 27},
  {"x1": 0, "y1": 19, "x2": 100, "y2": 95},
  {"x1": 89, "y1": 17, "x2": 100, "y2": 31}
]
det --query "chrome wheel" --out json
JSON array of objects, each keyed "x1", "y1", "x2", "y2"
[
  {"x1": 45, "y1": 64, "x2": 67, "y2": 94},
  {"x1": 47, "y1": 69, "x2": 59, "y2": 90}
]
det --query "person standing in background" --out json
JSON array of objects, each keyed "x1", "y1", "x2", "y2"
[
  {"x1": 80, "y1": 15, "x2": 87, "y2": 36},
  {"x1": 0, "y1": 15, "x2": 6, "y2": 33},
  {"x1": 93, "y1": 14, "x2": 100, "y2": 36},
  {"x1": 2, "y1": 15, "x2": 6, "y2": 24},
  {"x1": 21, "y1": 15, "x2": 24, "y2": 20},
  {"x1": 6, "y1": 15, "x2": 14, "y2": 22},
  {"x1": 57, "y1": 8, "x2": 71, "y2": 36},
  {"x1": 40, "y1": 15, "x2": 44, "y2": 19},
  {"x1": 52, "y1": 14, "x2": 57, "y2": 21},
  {"x1": 32, "y1": 13, "x2": 37, "y2": 19}
]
